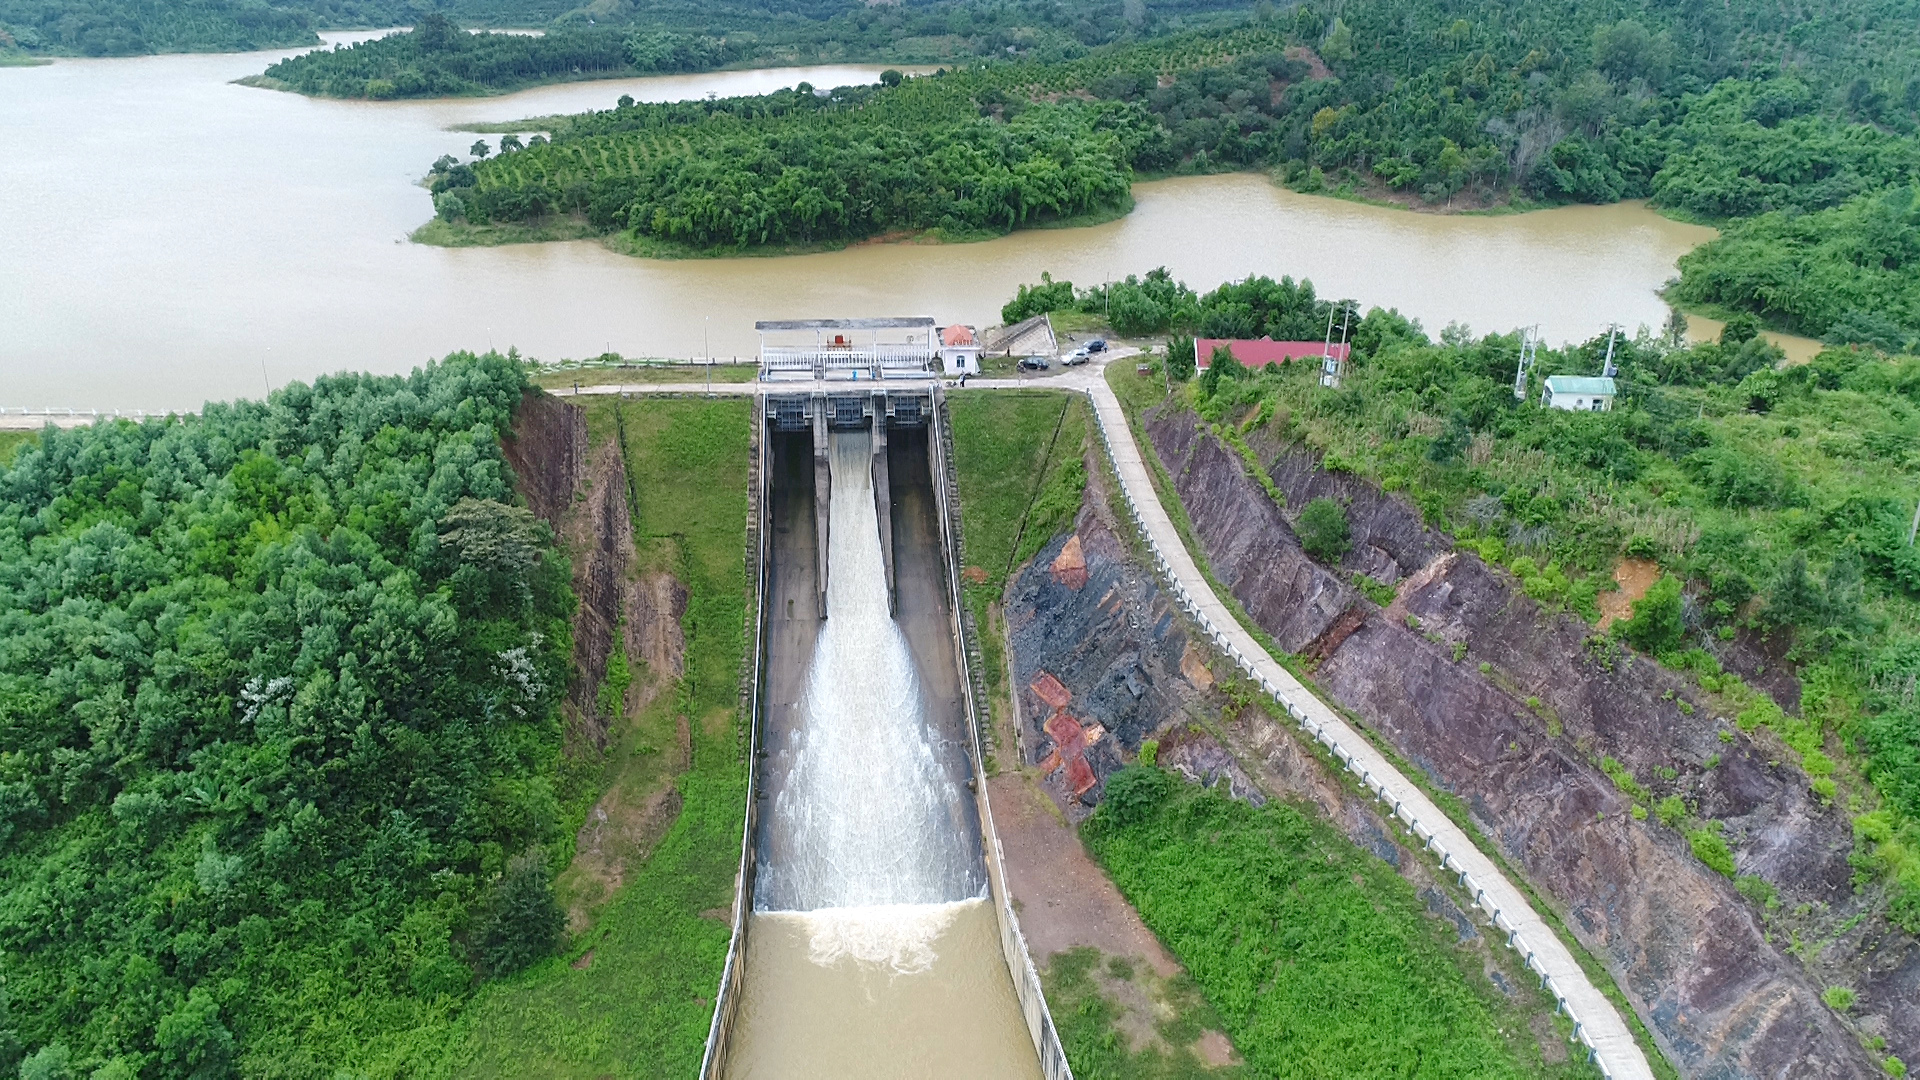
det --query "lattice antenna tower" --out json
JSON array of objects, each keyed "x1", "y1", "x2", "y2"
[{"x1": 1513, "y1": 325, "x2": 1540, "y2": 400}]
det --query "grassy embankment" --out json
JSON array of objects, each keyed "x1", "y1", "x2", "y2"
[
  {"x1": 527, "y1": 362, "x2": 759, "y2": 389},
  {"x1": 947, "y1": 390, "x2": 1089, "y2": 766},
  {"x1": 452, "y1": 395, "x2": 752, "y2": 1077},
  {"x1": 1082, "y1": 771, "x2": 1600, "y2": 1079},
  {"x1": 949, "y1": 385, "x2": 1597, "y2": 1078}
]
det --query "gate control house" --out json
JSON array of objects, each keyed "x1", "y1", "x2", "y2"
[{"x1": 757, "y1": 317, "x2": 937, "y2": 381}]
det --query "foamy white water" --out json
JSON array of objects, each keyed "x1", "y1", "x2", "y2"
[
  {"x1": 722, "y1": 429, "x2": 1039, "y2": 1079},
  {"x1": 757, "y1": 431, "x2": 977, "y2": 914}
]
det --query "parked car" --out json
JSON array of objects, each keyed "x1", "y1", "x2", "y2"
[
  {"x1": 1018, "y1": 355, "x2": 1050, "y2": 371},
  {"x1": 1062, "y1": 348, "x2": 1090, "y2": 366},
  {"x1": 1086, "y1": 338, "x2": 1108, "y2": 353}
]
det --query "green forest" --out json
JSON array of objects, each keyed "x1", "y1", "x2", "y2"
[
  {"x1": 246, "y1": 0, "x2": 1249, "y2": 100},
  {"x1": 0, "y1": 0, "x2": 582, "y2": 57},
  {"x1": 0, "y1": 356, "x2": 583, "y2": 1075},
  {"x1": 411, "y1": 0, "x2": 1920, "y2": 342},
  {"x1": 1019, "y1": 263, "x2": 1920, "y2": 931}
]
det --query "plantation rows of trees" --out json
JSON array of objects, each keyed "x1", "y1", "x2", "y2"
[
  {"x1": 1031, "y1": 264, "x2": 1920, "y2": 928},
  {"x1": 414, "y1": 0, "x2": 1920, "y2": 342},
  {"x1": 431, "y1": 72, "x2": 1154, "y2": 248},
  {"x1": 0, "y1": 355, "x2": 576, "y2": 1075}
]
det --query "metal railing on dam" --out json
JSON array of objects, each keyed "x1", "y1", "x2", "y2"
[
  {"x1": 1080, "y1": 383, "x2": 1655, "y2": 1080},
  {"x1": 699, "y1": 389, "x2": 1070, "y2": 1080}
]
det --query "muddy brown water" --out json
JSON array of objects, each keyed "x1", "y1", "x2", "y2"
[
  {"x1": 725, "y1": 899, "x2": 1041, "y2": 1080},
  {"x1": 4, "y1": 40, "x2": 1715, "y2": 410}
]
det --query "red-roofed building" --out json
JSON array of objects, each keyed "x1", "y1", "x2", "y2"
[
  {"x1": 1195, "y1": 337, "x2": 1349, "y2": 371},
  {"x1": 938, "y1": 324, "x2": 981, "y2": 376}
]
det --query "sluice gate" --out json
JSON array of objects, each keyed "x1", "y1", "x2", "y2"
[{"x1": 702, "y1": 390, "x2": 1069, "y2": 1079}]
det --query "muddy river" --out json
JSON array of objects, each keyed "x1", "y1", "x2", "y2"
[{"x1": 3, "y1": 36, "x2": 1719, "y2": 410}]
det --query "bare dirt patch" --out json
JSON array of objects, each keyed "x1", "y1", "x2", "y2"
[
  {"x1": 1596, "y1": 556, "x2": 1660, "y2": 631},
  {"x1": 991, "y1": 772, "x2": 1240, "y2": 1062},
  {"x1": 990, "y1": 772, "x2": 1176, "y2": 974},
  {"x1": 1285, "y1": 45, "x2": 1332, "y2": 79}
]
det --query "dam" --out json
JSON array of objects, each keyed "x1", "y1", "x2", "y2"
[{"x1": 702, "y1": 389, "x2": 1061, "y2": 1078}]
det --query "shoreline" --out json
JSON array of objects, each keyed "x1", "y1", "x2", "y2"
[{"x1": 409, "y1": 195, "x2": 1139, "y2": 260}]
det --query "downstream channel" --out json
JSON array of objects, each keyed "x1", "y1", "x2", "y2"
[
  {"x1": 723, "y1": 407, "x2": 1040, "y2": 1078},
  {"x1": 2, "y1": 39, "x2": 1722, "y2": 410}
]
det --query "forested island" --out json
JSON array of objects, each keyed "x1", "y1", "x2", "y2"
[{"x1": 417, "y1": 0, "x2": 1920, "y2": 347}]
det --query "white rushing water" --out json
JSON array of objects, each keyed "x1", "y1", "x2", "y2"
[{"x1": 759, "y1": 430, "x2": 978, "y2": 916}]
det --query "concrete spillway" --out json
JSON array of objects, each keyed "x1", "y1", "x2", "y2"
[{"x1": 706, "y1": 395, "x2": 1051, "y2": 1079}]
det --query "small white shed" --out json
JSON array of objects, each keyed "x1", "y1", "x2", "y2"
[
  {"x1": 939, "y1": 325, "x2": 981, "y2": 376},
  {"x1": 1542, "y1": 375, "x2": 1617, "y2": 412}
]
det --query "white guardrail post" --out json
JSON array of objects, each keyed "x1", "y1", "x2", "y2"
[{"x1": 1079, "y1": 388, "x2": 1646, "y2": 1080}]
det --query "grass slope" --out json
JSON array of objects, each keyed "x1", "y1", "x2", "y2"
[
  {"x1": 452, "y1": 396, "x2": 752, "y2": 1077},
  {"x1": 1086, "y1": 771, "x2": 1598, "y2": 1079},
  {"x1": 948, "y1": 390, "x2": 1088, "y2": 765}
]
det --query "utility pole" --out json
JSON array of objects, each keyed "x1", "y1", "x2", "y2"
[
  {"x1": 1908, "y1": 499, "x2": 1920, "y2": 547},
  {"x1": 1513, "y1": 325, "x2": 1539, "y2": 401},
  {"x1": 1601, "y1": 324, "x2": 1619, "y2": 379}
]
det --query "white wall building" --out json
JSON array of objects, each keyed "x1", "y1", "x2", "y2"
[
  {"x1": 1541, "y1": 375, "x2": 1617, "y2": 412},
  {"x1": 938, "y1": 324, "x2": 981, "y2": 376}
]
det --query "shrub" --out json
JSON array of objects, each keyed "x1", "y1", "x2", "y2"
[
  {"x1": 1656, "y1": 796, "x2": 1688, "y2": 828},
  {"x1": 1618, "y1": 575, "x2": 1686, "y2": 654},
  {"x1": 1166, "y1": 337, "x2": 1197, "y2": 381},
  {"x1": 1823, "y1": 986, "x2": 1857, "y2": 1012},
  {"x1": 1688, "y1": 826, "x2": 1737, "y2": 877},
  {"x1": 474, "y1": 851, "x2": 566, "y2": 977},
  {"x1": 1735, "y1": 874, "x2": 1780, "y2": 909},
  {"x1": 1296, "y1": 497, "x2": 1351, "y2": 562},
  {"x1": 1099, "y1": 766, "x2": 1172, "y2": 827}
]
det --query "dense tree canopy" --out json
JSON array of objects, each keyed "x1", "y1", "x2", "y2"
[
  {"x1": 406, "y1": 0, "x2": 1920, "y2": 339},
  {"x1": 0, "y1": 0, "x2": 580, "y2": 56},
  {"x1": 432, "y1": 71, "x2": 1153, "y2": 247},
  {"x1": 0, "y1": 354, "x2": 574, "y2": 1076}
]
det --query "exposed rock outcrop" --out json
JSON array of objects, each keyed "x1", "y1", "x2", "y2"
[
  {"x1": 507, "y1": 391, "x2": 691, "y2": 925},
  {"x1": 999, "y1": 447, "x2": 1578, "y2": 1065},
  {"x1": 1146, "y1": 404, "x2": 1916, "y2": 1078}
]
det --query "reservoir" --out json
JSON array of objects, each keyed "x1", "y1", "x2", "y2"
[{"x1": 1, "y1": 37, "x2": 1717, "y2": 410}]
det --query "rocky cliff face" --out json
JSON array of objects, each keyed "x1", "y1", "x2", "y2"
[
  {"x1": 506, "y1": 391, "x2": 684, "y2": 752},
  {"x1": 1146, "y1": 404, "x2": 1916, "y2": 1079},
  {"x1": 1000, "y1": 449, "x2": 1585, "y2": 1066},
  {"x1": 1004, "y1": 460, "x2": 1199, "y2": 818}
]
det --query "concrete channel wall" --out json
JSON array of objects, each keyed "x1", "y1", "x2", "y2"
[
  {"x1": 697, "y1": 414, "x2": 768, "y2": 1080},
  {"x1": 1082, "y1": 384, "x2": 1654, "y2": 1080},
  {"x1": 700, "y1": 392, "x2": 1070, "y2": 1079},
  {"x1": 927, "y1": 391, "x2": 1073, "y2": 1080}
]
